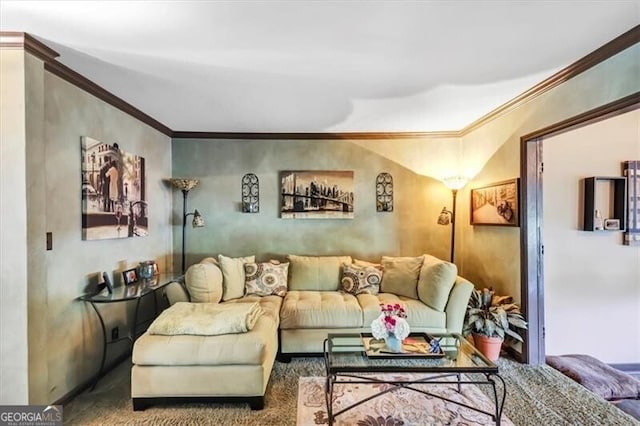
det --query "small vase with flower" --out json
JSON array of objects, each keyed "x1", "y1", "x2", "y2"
[{"x1": 371, "y1": 303, "x2": 410, "y2": 352}]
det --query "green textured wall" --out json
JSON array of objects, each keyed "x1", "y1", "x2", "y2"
[{"x1": 171, "y1": 138, "x2": 457, "y2": 266}]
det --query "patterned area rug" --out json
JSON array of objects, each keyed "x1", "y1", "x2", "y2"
[{"x1": 297, "y1": 374, "x2": 514, "y2": 425}]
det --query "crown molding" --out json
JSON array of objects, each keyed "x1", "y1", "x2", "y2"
[
  {"x1": 0, "y1": 32, "x2": 59, "y2": 62},
  {"x1": 171, "y1": 131, "x2": 460, "y2": 140},
  {"x1": 44, "y1": 60, "x2": 173, "y2": 136},
  {"x1": 461, "y1": 24, "x2": 640, "y2": 136}
]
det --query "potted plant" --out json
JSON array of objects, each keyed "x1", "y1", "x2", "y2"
[{"x1": 463, "y1": 287, "x2": 528, "y2": 361}]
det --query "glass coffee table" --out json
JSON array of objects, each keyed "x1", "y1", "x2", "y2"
[{"x1": 323, "y1": 332, "x2": 506, "y2": 425}]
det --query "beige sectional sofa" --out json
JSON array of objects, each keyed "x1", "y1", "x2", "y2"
[{"x1": 131, "y1": 254, "x2": 473, "y2": 410}]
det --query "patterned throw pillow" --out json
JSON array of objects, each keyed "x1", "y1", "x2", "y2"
[
  {"x1": 340, "y1": 263, "x2": 382, "y2": 295},
  {"x1": 244, "y1": 261, "x2": 289, "y2": 297}
]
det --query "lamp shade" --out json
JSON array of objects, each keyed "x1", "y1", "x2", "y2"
[
  {"x1": 437, "y1": 207, "x2": 452, "y2": 225},
  {"x1": 170, "y1": 178, "x2": 199, "y2": 191},
  {"x1": 192, "y1": 209, "x2": 205, "y2": 228},
  {"x1": 442, "y1": 176, "x2": 468, "y2": 191}
]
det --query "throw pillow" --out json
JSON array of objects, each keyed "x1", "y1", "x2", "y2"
[
  {"x1": 379, "y1": 256, "x2": 424, "y2": 299},
  {"x1": 244, "y1": 261, "x2": 289, "y2": 297},
  {"x1": 417, "y1": 254, "x2": 458, "y2": 311},
  {"x1": 287, "y1": 255, "x2": 352, "y2": 291},
  {"x1": 353, "y1": 258, "x2": 382, "y2": 269},
  {"x1": 218, "y1": 254, "x2": 255, "y2": 301},
  {"x1": 340, "y1": 263, "x2": 382, "y2": 295},
  {"x1": 185, "y1": 263, "x2": 223, "y2": 303}
]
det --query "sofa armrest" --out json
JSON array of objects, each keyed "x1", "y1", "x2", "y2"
[
  {"x1": 164, "y1": 281, "x2": 190, "y2": 305},
  {"x1": 445, "y1": 277, "x2": 473, "y2": 334}
]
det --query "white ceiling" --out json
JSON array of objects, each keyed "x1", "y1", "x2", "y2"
[{"x1": 1, "y1": 1, "x2": 638, "y2": 133}]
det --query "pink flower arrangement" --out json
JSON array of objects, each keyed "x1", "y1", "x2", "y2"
[{"x1": 371, "y1": 303, "x2": 410, "y2": 340}]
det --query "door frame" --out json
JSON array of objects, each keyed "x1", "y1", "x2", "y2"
[{"x1": 519, "y1": 91, "x2": 639, "y2": 365}]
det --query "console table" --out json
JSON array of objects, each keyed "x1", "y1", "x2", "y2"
[{"x1": 78, "y1": 272, "x2": 184, "y2": 390}]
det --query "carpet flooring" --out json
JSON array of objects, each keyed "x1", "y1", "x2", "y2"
[{"x1": 63, "y1": 357, "x2": 638, "y2": 425}]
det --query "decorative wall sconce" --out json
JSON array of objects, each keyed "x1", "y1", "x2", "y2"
[
  {"x1": 242, "y1": 173, "x2": 259, "y2": 213},
  {"x1": 437, "y1": 176, "x2": 468, "y2": 263},
  {"x1": 376, "y1": 172, "x2": 394, "y2": 212},
  {"x1": 169, "y1": 178, "x2": 205, "y2": 272}
]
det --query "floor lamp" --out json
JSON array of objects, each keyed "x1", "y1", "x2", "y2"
[
  {"x1": 170, "y1": 178, "x2": 205, "y2": 273},
  {"x1": 437, "y1": 176, "x2": 468, "y2": 263}
]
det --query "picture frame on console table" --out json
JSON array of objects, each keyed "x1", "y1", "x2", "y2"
[
  {"x1": 122, "y1": 268, "x2": 139, "y2": 285},
  {"x1": 470, "y1": 178, "x2": 520, "y2": 227}
]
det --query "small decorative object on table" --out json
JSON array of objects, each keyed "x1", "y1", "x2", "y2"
[
  {"x1": 428, "y1": 337, "x2": 442, "y2": 354},
  {"x1": 371, "y1": 303, "x2": 410, "y2": 352},
  {"x1": 138, "y1": 260, "x2": 156, "y2": 280}
]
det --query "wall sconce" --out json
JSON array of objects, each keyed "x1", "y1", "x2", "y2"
[
  {"x1": 437, "y1": 176, "x2": 468, "y2": 263},
  {"x1": 170, "y1": 178, "x2": 205, "y2": 273},
  {"x1": 376, "y1": 172, "x2": 394, "y2": 212},
  {"x1": 242, "y1": 173, "x2": 260, "y2": 213}
]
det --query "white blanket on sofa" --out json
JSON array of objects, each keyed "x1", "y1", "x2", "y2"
[{"x1": 148, "y1": 302, "x2": 264, "y2": 336}]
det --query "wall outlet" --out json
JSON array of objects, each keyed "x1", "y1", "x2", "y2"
[{"x1": 111, "y1": 327, "x2": 119, "y2": 340}]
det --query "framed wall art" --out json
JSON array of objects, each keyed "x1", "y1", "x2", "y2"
[
  {"x1": 280, "y1": 171, "x2": 354, "y2": 219},
  {"x1": 81, "y1": 136, "x2": 147, "y2": 240},
  {"x1": 470, "y1": 178, "x2": 520, "y2": 226}
]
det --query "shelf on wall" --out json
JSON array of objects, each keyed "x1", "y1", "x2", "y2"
[{"x1": 583, "y1": 176, "x2": 627, "y2": 232}]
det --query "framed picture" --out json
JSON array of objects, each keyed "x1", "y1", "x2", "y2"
[
  {"x1": 122, "y1": 268, "x2": 139, "y2": 285},
  {"x1": 280, "y1": 171, "x2": 354, "y2": 219},
  {"x1": 81, "y1": 136, "x2": 148, "y2": 241},
  {"x1": 470, "y1": 178, "x2": 520, "y2": 226}
]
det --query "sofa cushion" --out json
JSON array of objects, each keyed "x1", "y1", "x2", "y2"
[
  {"x1": 133, "y1": 296, "x2": 282, "y2": 366},
  {"x1": 244, "y1": 261, "x2": 289, "y2": 297},
  {"x1": 280, "y1": 290, "x2": 363, "y2": 328},
  {"x1": 358, "y1": 293, "x2": 446, "y2": 330},
  {"x1": 287, "y1": 255, "x2": 352, "y2": 291},
  {"x1": 184, "y1": 263, "x2": 223, "y2": 303},
  {"x1": 340, "y1": 263, "x2": 381, "y2": 295},
  {"x1": 417, "y1": 254, "x2": 458, "y2": 312},
  {"x1": 380, "y1": 256, "x2": 423, "y2": 299},
  {"x1": 218, "y1": 254, "x2": 255, "y2": 301}
]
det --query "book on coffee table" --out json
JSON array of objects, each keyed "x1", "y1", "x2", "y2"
[{"x1": 362, "y1": 335, "x2": 445, "y2": 358}]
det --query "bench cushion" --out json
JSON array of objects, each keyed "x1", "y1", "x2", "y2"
[
  {"x1": 280, "y1": 290, "x2": 363, "y2": 328},
  {"x1": 133, "y1": 296, "x2": 281, "y2": 366},
  {"x1": 546, "y1": 354, "x2": 640, "y2": 400}
]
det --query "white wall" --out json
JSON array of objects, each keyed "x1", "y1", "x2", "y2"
[{"x1": 543, "y1": 110, "x2": 640, "y2": 363}]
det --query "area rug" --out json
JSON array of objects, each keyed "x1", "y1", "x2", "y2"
[{"x1": 297, "y1": 374, "x2": 514, "y2": 425}]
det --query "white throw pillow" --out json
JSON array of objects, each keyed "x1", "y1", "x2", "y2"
[{"x1": 218, "y1": 254, "x2": 255, "y2": 300}]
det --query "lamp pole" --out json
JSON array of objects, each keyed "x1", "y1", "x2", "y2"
[
  {"x1": 181, "y1": 189, "x2": 189, "y2": 273},
  {"x1": 450, "y1": 189, "x2": 458, "y2": 263}
]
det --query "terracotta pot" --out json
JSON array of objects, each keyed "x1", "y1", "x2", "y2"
[{"x1": 473, "y1": 334, "x2": 503, "y2": 362}]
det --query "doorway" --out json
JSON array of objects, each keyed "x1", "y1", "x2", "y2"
[{"x1": 519, "y1": 92, "x2": 639, "y2": 365}]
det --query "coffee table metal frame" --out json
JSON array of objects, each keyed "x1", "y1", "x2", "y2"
[{"x1": 323, "y1": 332, "x2": 506, "y2": 425}]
